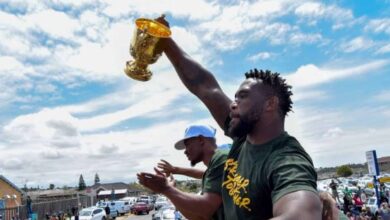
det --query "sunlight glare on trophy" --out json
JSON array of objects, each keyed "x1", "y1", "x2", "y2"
[{"x1": 124, "y1": 17, "x2": 171, "y2": 81}]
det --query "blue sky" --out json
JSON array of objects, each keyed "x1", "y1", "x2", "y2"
[{"x1": 0, "y1": 0, "x2": 389, "y2": 188}]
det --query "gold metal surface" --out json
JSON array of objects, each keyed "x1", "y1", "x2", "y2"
[{"x1": 124, "y1": 17, "x2": 171, "y2": 81}]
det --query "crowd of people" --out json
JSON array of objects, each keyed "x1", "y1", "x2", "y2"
[{"x1": 326, "y1": 179, "x2": 390, "y2": 220}]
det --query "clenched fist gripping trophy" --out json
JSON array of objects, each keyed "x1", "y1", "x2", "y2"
[{"x1": 124, "y1": 15, "x2": 171, "y2": 81}]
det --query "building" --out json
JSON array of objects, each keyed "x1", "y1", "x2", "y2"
[
  {"x1": 27, "y1": 188, "x2": 82, "y2": 202},
  {"x1": 87, "y1": 182, "x2": 142, "y2": 201},
  {"x1": 0, "y1": 175, "x2": 23, "y2": 208},
  {"x1": 378, "y1": 156, "x2": 390, "y2": 172}
]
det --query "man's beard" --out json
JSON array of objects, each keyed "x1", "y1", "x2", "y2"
[
  {"x1": 228, "y1": 117, "x2": 254, "y2": 137},
  {"x1": 190, "y1": 153, "x2": 203, "y2": 167},
  {"x1": 228, "y1": 107, "x2": 262, "y2": 137}
]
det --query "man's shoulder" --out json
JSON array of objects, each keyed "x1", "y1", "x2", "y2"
[
  {"x1": 269, "y1": 133, "x2": 312, "y2": 161},
  {"x1": 209, "y1": 149, "x2": 229, "y2": 170}
]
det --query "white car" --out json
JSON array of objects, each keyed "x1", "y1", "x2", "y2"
[
  {"x1": 152, "y1": 205, "x2": 177, "y2": 220},
  {"x1": 155, "y1": 196, "x2": 169, "y2": 210},
  {"x1": 72, "y1": 207, "x2": 106, "y2": 220},
  {"x1": 108, "y1": 201, "x2": 128, "y2": 215}
]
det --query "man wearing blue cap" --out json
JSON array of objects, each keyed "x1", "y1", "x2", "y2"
[
  {"x1": 138, "y1": 124, "x2": 227, "y2": 220},
  {"x1": 151, "y1": 16, "x2": 321, "y2": 220}
]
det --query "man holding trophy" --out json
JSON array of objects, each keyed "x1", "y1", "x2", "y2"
[{"x1": 135, "y1": 16, "x2": 322, "y2": 220}]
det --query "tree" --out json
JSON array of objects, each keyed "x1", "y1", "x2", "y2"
[
  {"x1": 49, "y1": 183, "x2": 55, "y2": 190},
  {"x1": 94, "y1": 173, "x2": 100, "y2": 185},
  {"x1": 78, "y1": 174, "x2": 86, "y2": 191},
  {"x1": 336, "y1": 165, "x2": 353, "y2": 177}
]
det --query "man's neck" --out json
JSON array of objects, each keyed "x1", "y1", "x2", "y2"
[
  {"x1": 247, "y1": 119, "x2": 284, "y2": 145},
  {"x1": 203, "y1": 148, "x2": 216, "y2": 167}
]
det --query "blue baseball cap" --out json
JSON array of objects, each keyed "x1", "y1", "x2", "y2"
[{"x1": 174, "y1": 124, "x2": 216, "y2": 150}]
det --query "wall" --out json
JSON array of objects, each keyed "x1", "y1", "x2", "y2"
[{"x1": 0, "y1": 179, "x2": 22, "y2": 208}]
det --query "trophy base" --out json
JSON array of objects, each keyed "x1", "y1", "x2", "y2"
[{"x1": 124, "y1": 61, "x2": 152, "y2": 81}]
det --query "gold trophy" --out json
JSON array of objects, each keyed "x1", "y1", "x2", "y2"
[{"x1": 124, "y1": 16, "x2": 171, "y2": 81}]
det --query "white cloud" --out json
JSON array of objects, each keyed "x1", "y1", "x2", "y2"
[
  {"x1": 294, "y1": 2, "x2": 354, "y2": 29},
  {"x1": 25, "y1": 9, "x2": 81, "y2": 40},
  {"x1": 322, "y1": 127, "x2": 344, "y2": 138},
  {"x1": 102, "y1": 0, "x2": 219, "y2": 21},
  {"x1": 376, "y1": 43, "x2": 390, "y2": 54},
  {"x1": 341, "y1": 37, "x2": 374, "y2": 53},
  {"x1": 285, "y1": 105, "x2": 390, "y2": 167},
  {"x1": 2, "y1": 108, "x2": 80, "y2": 148},
  {"x1": 374, "y1": 90, "x2": 390, "y2": 102},
  {"x1": 99, "y1": 144, "x2": 119, "y2": 154},
  {"x1": 41, "y1": 149, "x2": 63, "y2": 159},
  {"x1": 45, "y1": 0, "x2": 98, "y2": 9},
  {"x1": 365, "y1": 18, "x2": 390, "y2": 35},
  {"x1": 2, "y1": 158, "x2": 23, "y2": 170},
  {"x1": 289, "y1": 32, "x2": 322, "y2": 44},
  {"x1": 286, "y1": 60, "x2": 389, "y2": 88},
  {"x1": 77, "y1": 89, "x2": 181, "y2": 132},
  {"x1": 0, "y1": 56, "x2": 28, "y2": 78},
  {"x1": 295, "y1": 2, "x2": 324, "y2": 17},
  {"x1": 248, "y1": 52, "x2": 272, "y2": 61},
  {"x1": 292, "y1": 90, "x2": 327, "y2": 102}
]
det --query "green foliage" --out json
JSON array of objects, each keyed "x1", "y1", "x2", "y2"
[
  {"x1": 128, "y1": 182, "x2": 151, "y2": 192},
  {"x1": 337, "y1": 165, "x2": 353, "y2": 177},
  {"x1": 176, "y1": 180, "x2": 201, "y2": 193},
  {"x1": 49, "y1": 183, "x2": 55, "y2": 190},
  {"x1": 78, "y1": 174, "x2": 86, "y2": 191}
]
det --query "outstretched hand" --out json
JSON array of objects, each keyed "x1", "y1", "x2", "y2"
[
  {"x1": 157, "y1": 159, "x2": 177, "y2": 176},
  {"x1": 137, "y1": 168, "x2": 172, "y2": 193}
]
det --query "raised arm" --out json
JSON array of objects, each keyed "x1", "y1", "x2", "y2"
[
  {"x1": 163, "y1": 37, "x2": 232, "y2": 128},
  {"x1": 271, "y1": 191, "x2": 322, "y2": 220},
  {"x1": 158, "y1": 159, "x2": 204, "y2": 179}
]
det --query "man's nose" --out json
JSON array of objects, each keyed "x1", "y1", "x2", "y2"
[{"x1": 230, "y1": 101, "x2": 237, "y2": 111}]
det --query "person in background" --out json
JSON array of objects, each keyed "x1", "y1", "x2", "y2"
[
  {"x1": 26, "y1": 196, "x2": 33, "y2": 219},
  {"x1": 105, "y1": 204, "x2": 110, "y2": 219},
  {"x1": 138, "y1": 124, "x2": 227, "y2": 220},
  {"x1": 329, "y1": 179, "x2": 341, "y2": 204},
  {"x1": 352, "y1": 193, "x2": 363, "y2": 212},
  {"x1": 377, "y1": 202, "x2": 390, "y2": 220}
]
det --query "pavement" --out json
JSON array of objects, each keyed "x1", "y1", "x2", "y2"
[{"x1": 115, "y1": 213, "x2": 134, "y2": 220}]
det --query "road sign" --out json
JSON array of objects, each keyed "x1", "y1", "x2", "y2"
[{"x1": 366, "y1": 150, "x2": 379, "y2": 176}]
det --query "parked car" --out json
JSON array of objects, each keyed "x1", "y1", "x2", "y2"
[
  {"x1": 154, "y1": 196, "x2": 169, "y2": 210},
  {"x1": 120, "y1": 197, "x2": 137, "y2": 208},
  {"x1": 71, "y1": 207, "x2": 106, "y2": 220},
  {"x1": 130, "y1": 202, "x2": 149, "y2": 215},
  {"x1": 137, "y1": 197, "x2": 154, "y2": 211},
  {"x1": 96, "y1": 201, "x2": 118, "y2": 219},
  {"x1": 109, "y1": 201, "x2": 128, "y2": 215},
  {"x1": 152, "y1": 205, "x2": 177, "y2": 220}
]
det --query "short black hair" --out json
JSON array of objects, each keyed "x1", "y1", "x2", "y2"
[{"x1": 245, "y1": 69, "x2": 293, "y2": 116}]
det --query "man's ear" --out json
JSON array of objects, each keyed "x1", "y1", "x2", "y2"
[{"x1": 265, "y1": 96, "x2": 279, "y2": 112}]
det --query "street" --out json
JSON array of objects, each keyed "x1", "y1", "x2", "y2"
[{"x1": 116, "y1": 210, "x2": 156, "y2": 220}]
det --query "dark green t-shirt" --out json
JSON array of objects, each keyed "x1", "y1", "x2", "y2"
[
  {"x1": 202, "y1": 149, "x2": 228, "y2": 220},
  {"x1": 222, "y1": 121, "x2": 317, "y2": 219}
]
